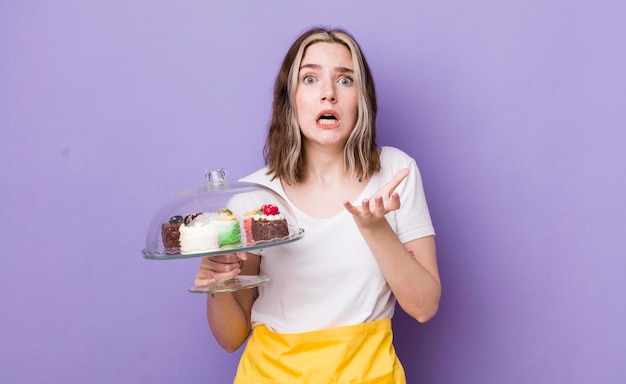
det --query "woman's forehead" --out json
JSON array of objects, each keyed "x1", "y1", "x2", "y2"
[{"x1": 300, "y1": 42, "x2": 353, "y2": 69}]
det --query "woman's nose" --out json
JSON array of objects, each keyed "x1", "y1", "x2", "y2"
[{"x1": 320, "y1": 81, "x2": 336, "y2": 103}]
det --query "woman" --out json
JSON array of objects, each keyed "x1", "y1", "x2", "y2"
[{"x1": 194, "y1": 27, "x2": 441, "y2": 383}]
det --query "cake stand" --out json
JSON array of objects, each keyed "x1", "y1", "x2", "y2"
[{"x1": 142, "y1": 168, "x2": 304, "y2": 294}]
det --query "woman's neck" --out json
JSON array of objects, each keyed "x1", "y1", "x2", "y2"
[{"x1": 301, "y1": 147, "x2": 349, "y2": 185}]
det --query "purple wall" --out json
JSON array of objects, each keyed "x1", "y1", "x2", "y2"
[{"x1": 2, "y1": 1, "x2": 625, "y2": 383}]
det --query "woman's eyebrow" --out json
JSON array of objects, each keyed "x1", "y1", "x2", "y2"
[
  {"x1": 300, "y1": 63, "x2": 321, "y2": 70},
  {"x1": 299, "y1": 63, "x2": 354, "y2": 73}
]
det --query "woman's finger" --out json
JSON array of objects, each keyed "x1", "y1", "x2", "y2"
[
  {"x1": 374, "y1": 168, "x2": 409, "y2": 198},
  {"x1": 195, "y1": 260, "x2": 243, "y2": 286}
]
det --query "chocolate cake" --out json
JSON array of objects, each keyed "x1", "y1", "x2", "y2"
[
  {"x1": 161, "y1": 215, "x2": 183, "y2": 249},
  {"x1": 250, "y1": 218, "x2": 289, "y2": 241}
]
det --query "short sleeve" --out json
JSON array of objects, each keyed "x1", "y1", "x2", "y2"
[{"x1": 382, "y1": 147, "x2": 435, "y2": 243}]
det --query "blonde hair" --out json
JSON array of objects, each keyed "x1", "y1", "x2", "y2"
[{"x1": 264, "y1": 27, "x2": 380, "y2": 185}]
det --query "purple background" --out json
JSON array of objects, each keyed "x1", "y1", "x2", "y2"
[{"x1": 2, "y1": 1, "x2": 625, "y2": 383}]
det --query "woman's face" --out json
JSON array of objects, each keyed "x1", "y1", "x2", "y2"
[{"x1": 295, "y1": 42, "x2": 358, "y2": 150}]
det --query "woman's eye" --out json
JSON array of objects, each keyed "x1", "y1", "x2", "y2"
[
  {"x1": 303, "y1": 75, "x2": 316, "y2": 84},
  {"x1": 339, "y1": 77, "x2": 353, "y2": 86}
]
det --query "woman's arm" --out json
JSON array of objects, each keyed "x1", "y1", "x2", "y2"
[
  {"x1": 358, "y1": 225, "x2": 440, "y2": 322},
  {"x1": 343, "y1": 168, "x2": 441, "y2": 322},
  {"x1": 194, "y1": 253, "x2": 261, "y2": 352}
]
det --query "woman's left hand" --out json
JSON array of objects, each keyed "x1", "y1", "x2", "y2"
[{"x1": 343, "y1": 168, "x2": 409, "y2": 228}]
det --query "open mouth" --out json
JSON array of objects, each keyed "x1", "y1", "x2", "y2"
[{"x1": 316, "y1": 112, "x2": 339, "y2": 126}]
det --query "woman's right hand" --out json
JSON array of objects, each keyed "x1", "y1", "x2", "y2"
[{"x1": 194, "y1": 252, "x2": 248, "y2": 287}]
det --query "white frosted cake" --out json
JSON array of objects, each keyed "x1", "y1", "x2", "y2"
[{"x1": 179, "y1": 213, "x2": 219, "y2": 254}]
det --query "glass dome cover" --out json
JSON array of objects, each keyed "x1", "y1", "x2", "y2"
[{"x1": 142, "y1": 168, "x2": 304, "y2": 260}]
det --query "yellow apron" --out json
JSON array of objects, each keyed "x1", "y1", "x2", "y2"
[{"x1": 233, "y1": 318, "x2": 406, "y2": 384}]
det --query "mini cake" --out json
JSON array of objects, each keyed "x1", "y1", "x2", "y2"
[
  {"x1": 243, "y1": 204, "x2": 289, "y2": 245},
  {"x1": 161, "y1": 215, "x2": 183, "y2": 249},
  {"x1": 213, "y1": 208, "x2": 242, "y2": 246},
  {"x1": 179, "y1": 213, "x2": 219, "y2": 254}
]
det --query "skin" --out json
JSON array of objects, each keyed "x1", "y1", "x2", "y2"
[
  {"x1": 194, "y1": 41, "x2": 441, "y2": 352},
  {"x1": 295, "y1": 42, "x2": 358, "y2": 152}
]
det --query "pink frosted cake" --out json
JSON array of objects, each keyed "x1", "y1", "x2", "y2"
[{"x1": 243, "y1": 204, "x2": 289, "y2": 245}]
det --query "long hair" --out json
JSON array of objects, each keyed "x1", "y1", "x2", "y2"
[{"x1": 263, "y1": 27, "x2": 380, "y2": 185}]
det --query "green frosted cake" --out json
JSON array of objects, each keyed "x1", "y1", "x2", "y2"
[{"x1": 213, "y1": 208, "x2": 242, "y2": 246}]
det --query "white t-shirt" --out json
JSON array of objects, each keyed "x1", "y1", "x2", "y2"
[{"x1": 238, "y1": 146, "x2": 434, "y2": 333}]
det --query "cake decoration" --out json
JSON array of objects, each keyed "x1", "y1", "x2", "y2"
[{"x1": 184, "y1": 212, "x2": 201, "y2": 225}]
